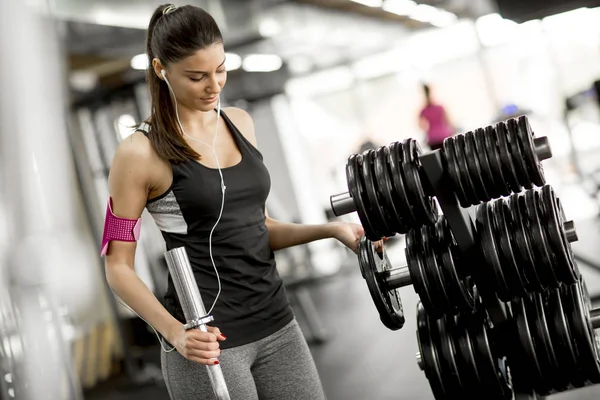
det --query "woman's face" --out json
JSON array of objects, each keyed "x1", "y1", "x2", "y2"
[{"x1": 156, "y1": 43, "x2": 227, "y2": 112}]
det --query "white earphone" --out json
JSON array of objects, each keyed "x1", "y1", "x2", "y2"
[
  {"x1": 116, "y1": 68, "x2": 225, "y2": 353},
  {"x1": 160, "y1": 67, "x2": 225, "y2": 305}
]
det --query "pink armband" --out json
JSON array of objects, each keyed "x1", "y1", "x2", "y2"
[{"x1": 100, "y1": 197, "x2": 142, "y2": 256}]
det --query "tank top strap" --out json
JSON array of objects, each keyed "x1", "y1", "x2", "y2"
[
  {"x1": 136, "y1": 121, "x2": 151, "y2": 137},
  {"x1": 219, "y1": 110, "x2": 264, "y2": 161}
]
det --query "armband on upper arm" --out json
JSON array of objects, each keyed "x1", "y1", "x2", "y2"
[{"x1": 100, "y1": 197, "x2": 142, "y2": 257}]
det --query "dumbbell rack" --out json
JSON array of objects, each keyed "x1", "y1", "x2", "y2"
[{"x1": 419, "y1": 149, "x2": 539, "y2": 399}]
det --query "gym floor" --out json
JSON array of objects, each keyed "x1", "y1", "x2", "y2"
[{"x1": 85, "y1": 209, "x2": 600, "y2": 400}]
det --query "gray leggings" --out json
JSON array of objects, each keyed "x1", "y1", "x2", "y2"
[{"x1": 160, "y1": 319, "x2": 327, "y2": 400}]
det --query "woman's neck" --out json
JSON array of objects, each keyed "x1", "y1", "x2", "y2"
[{"x1": 176, "y1": 105, "x2": 216, "y2": 134}]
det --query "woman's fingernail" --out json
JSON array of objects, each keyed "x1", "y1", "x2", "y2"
[
  {"x1": 220, "y1": 334, "x2": 227, "y2": 340},
  {"x1": 214, "y1": 360, "x2": 220, "y2": 365}
]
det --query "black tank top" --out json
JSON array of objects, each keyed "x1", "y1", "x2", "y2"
[{"x1": 140, "y1": 111, "x2": 293, "y2": 349}]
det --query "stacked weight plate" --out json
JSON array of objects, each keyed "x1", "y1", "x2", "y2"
[
  {"x1": 475, "y1": 184, "x2": 579, "y2": 302},
  {"x1": 416, "y1": 292, "x2": 513, "y2": 400},
  {"x1": 442, "y1": 116, "x2": 552, "y2": 207},
  {"x1": 331, "y1": 138, "x2": 438, "y2": 240},
  {"x1": 506, "y1": 278, "x2": 600, "y2": 396}
]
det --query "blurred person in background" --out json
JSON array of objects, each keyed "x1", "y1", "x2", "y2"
[
  {"x1": 103, "y1": 3, "x2": 383, "y2": 399},
  {"x1": 418, "y1": 83, "x2": 455, "y2": 151}
]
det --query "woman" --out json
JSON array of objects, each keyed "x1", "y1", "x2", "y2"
[
  {"x1": 419, "y1": 84, "x2": 454, "y2": 151},
  {"x1": 104, "y1": 4, "x2": 377, "y2": 399}
]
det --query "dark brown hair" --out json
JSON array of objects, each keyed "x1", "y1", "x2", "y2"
[{"x1": 143, "y1": 4, "x2": 223, "y2": 163}]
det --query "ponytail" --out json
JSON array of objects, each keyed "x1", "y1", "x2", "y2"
[{"x1": 141, "y1": 4, "x2": 213, "y2": 163}]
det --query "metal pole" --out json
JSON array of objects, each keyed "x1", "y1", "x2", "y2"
[{"x1": 163, "y1": 247, "x2": 231, "y2": 400}]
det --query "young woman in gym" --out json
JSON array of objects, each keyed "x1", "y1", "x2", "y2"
[{"x1": 102, "y1": 4, "x2": 383, "y2": 399}]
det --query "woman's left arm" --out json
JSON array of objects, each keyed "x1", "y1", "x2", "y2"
[
  {"x1": 224, "y1": 107, "x2": 382, "y2": 253},
  {"x1": 265, "y1": 216, "x2": 365, "y2": 252}
]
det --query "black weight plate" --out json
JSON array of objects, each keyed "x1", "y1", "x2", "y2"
[
  {"x1": 374, "y1": 147, "x2": 406, "y2": 233},
  {"x1": 388, "y1": 142, "x2": 418, "y2": 228},
  {"x1": 443, "y1": 137, "x2": 470, "y2": 207},
  {"x1": 361, "y1": 150, "x2": 395, "y2": 238},
  {"x1": 529, "y1": 292, "x2": 567, "y2": 393},
  {"x1": 493, "y1": 199, "x2": 527, "y2": 299},
  {"x1": 496, "y1": 122, "x2": 522, "y2": 193},
  {"x1": 464, "y1": 131, "x2": 491, "y2": 202},
  {"x1": 557, "y1": 198, "x2": 581, "y2": 280},
  {"x1": 436, "y1": 219, "x2": 475, "y2": 312},
  {"x1": 511, "y1": 296, "x2": 545, "y2": 393},
  {"x1": 453, "y1": 312, "x2": 482, "y2": 396},
  {"x1": 370, "y1": 148, "x2": 400, "y2": 233},
  {"x1": 517, "y1": 116, "x2": 546, "y2": 186},
  {"x1": 347, "y1": 154, "x2": 381, "y2": 241},
  {"x1": 468, "y1": 311, "x2": 513, "y2": 399},
  {"x1": 506, "y1": 118, "x2": 533, "y2": 189},
  {"x1": 358, "y1": 237, "x2": 405, "y2": 330},
  {"x1": 546, "y1": 287, "x2": 586, "y2": 388},
  {"x1": 401, "y1": 139, "x2": 437, "y2": 225},
  {"x1": 523, "y1": 189, "x2": 559, "y2": 288},
  {"x1": 416, "y1": 302, "x2": 447, "y2": 399},
  {"x1": 454, "y1": 134, "x2": 480, "y2": 205},
  {"x1": 483, "y1": 125, "x2": 510, "y2": 196},
  {"x1": 581, "y1": 280, "x2": 600, "y2": 380},
  {"x1": 434, "y1": 316, "x2": 464, "y2": 396},
  {"x1": 495, "y1": 122, "x2": 521, "y2": 193},
  {"x1": 476, "y1": 202, "x2": 511, "y2": 301},
  {"x1": 421, "y1": 224, "x2": 452, "y2": 317},
  {"x1": 561, "y1": 282, "x2": 600, "y2": 384},
  {"x1": 406, "y1": 230, "x2": 438, "y2": 317},
  {"x1": 473, "y1": 127, "x2": 501, "y2": 199},
  {"x1": 509, "y1": 194, "x2": 545, "y2": 292},
  {"x1": 539, "y1": 185, "x2": 577, "y2": 285}
]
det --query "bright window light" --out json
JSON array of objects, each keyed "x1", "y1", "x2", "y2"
[
  {"x1": 225, "y1": 53, "x2": 242, "y2": 71},
  {"x1": 430, "y1": 10, "x2": 458, "y2": 27},
  {"x1": 351, "y1": 0, "x2": 383, "y2": 7},
  {"x1": 243, "y1": 54, "x2": 283, "y2": 72},
  {"x1": 286, "y1": 66, "x2": 355, "y2": 97},
  {"x1": 476, "y1": 13, "x2": 519, "y2": 47},
  {"x1": 116, "y1": 114, "x2": 137, "y2": 141},
  {"x1": 383, "y1": 0, "x2": 417, "y2": 16},
  {"x1": 130, "y1": 53, "x2": 148, "y2": 70},
  {"x1": 351, "y1": 49, "x2": 409, "y2": 79}
]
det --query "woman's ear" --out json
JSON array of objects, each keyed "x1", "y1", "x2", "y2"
[{"x1": 152, "y1": 58, "x2": 165, "y2": 80}]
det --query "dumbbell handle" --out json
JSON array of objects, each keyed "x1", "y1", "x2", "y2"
[
  {"x1": 383, "y1": 265, "x2": 412, "y2": 290},
  {"x1": 330, "y1": 191, "x2": 355, "y2": 216},
  {"x1": 164, "y1": 247, "x2": 231, "y2": 400},
  {"x1": 534, "y1": 137, "x2": 552, "y2": 161}
]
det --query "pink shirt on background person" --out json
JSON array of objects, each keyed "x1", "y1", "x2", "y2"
[{"x1": 420, "y1": 103, "x2": 453, "y2": 145}]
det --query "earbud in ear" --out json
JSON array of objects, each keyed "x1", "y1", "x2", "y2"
[{"x1": 161, "y1": 69, "x2": 167, "y2": 79}]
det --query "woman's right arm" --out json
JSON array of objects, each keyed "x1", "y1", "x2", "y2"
[{"x1": 104, "y1": 132, "x2": 223, "y2": 365}]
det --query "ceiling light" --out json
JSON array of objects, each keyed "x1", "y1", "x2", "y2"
[
  {"x1": 243, "y1": 54, "x2": 283, "y2": 72},
  {"x1": 351, "y1": 0, "x2": 383, "y2": 7},
  {"x1": 225, "y1": 53, "x2": 242, "y2": 71},
  {"x1": 410, "y1": 4, "x2": 440, "y2": 23},
  {"x1": 259, "y1": 19, "x2": 282, "y2": 37},
  {"x1": 130, "y1": 53, "x2": 149, "y2": 71},
  {"x1": 69, "y1": 71, "x2": 98, "y2": 92},
  {"x1": 383, "y1": 0, "x2": 417, "y2": 16}
]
